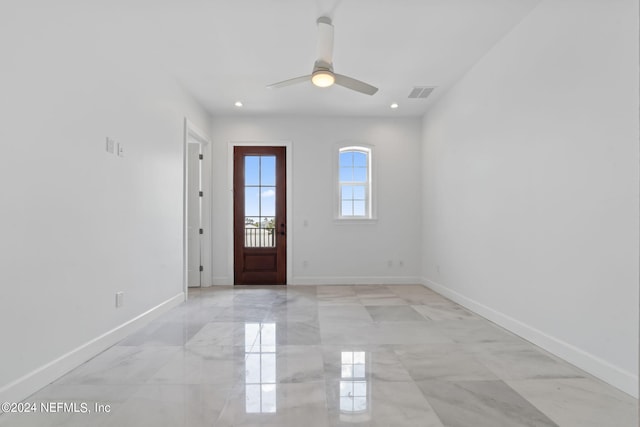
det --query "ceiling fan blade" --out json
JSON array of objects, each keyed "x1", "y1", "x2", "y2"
[
  {"x1": 266, "y1": 75, "x2": 311, "y2": 89},
  {"x1": 316, "y1": 17, "x2": 334, "y2": 66},
  {"x1": 334, "y1": 74, "x2": 378, "y2": 95}
]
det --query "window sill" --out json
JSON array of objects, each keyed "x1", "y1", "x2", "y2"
[{"x1": 333, "y1": 217, "x2": 378, "y2": 225}]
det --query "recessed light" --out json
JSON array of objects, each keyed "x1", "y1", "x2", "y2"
[
  {"x1": 234, "y1": 101, "x2": 243, "y2": 107},
  {"x1": 390, "y1": 103, "x2": 399, "y2": 109}
]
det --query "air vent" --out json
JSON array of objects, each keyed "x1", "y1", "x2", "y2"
[{"x1": 408, "y1": 86, "x2": 435, "y2": 99}]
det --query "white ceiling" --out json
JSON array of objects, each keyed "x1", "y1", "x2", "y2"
[
  {"x1": 42, "y1": 0, "x2": 541, "y2": 117},
  {"x1": 177, "y1": 0, "x2": 542, "y2": 117}
]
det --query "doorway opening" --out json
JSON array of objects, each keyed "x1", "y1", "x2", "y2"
[
  {"x1": 184, "y1": 119, "x2": 211, "y2": 297},
  {"x1": 187, "y1": 142, "x2": 203, "y2": 288}
]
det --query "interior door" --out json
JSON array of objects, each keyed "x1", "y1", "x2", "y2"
[
  {"x1": 187, "y1": 143, "x2": 202, "y2": 287},
  {"x1": 234, "y1": 146, "x2": 286, "y2": 285}
]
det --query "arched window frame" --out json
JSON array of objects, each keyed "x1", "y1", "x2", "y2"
[{"x1": 334, "y1": 144, "x2": 376, "y2": 223}]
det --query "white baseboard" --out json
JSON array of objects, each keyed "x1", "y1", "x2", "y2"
[
  {"x1": 212, "y1": 275, "x2": 424, "y2": 287},
  {"x1": 421, "y1": 278, "x2": 638, "y2": 398},
  {"x1": 291, "y1": 276, "x2": 423, "y2": 286},
  {"x1": 206, "y1": 276, "x2": 424, "y2": 286},
  {"x1": 0, "y1": 293, "x2": 185, "y2": 404},
  {"x1": 211, "y1": 275, "x2": 423, "y2": 286},
  {"x1": 212, "y1": 276, "x2": 232, "y2": 286}
]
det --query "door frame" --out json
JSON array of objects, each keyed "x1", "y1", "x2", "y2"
[
  {"x1": 227, "y1": 141, "x2": 293, "y2": 285},
  {"x1": 183, "y1": 118, "x2": 212, "y2": 300},
  {"x1": 187, "y1": 142, "x2": 203, "y2": 288}
]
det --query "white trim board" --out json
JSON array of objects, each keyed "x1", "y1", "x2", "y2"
[
  {"x1": 422, "y1": 278, "x2": 638, "y2": 398},
  {"x1": 183, "y1": 118, "x2": 212, "y2": 296},
  {"x1": 212, "y1": 277, "x2": 422, "y2": 286},
  {"x1": 292, "y1": 276, "x2": 423, "y2": 286},
  {"x1": 0, "y1": 293, "x2": 184, "y2": 404},
  {"x1": 213, "y1": 276, "x2": 422, "y2": 286},
  {"x1": 212, "y1": 276, "x2": 232, "y2": 286}
]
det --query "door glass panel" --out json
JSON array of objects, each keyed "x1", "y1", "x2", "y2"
[
  {"x1": 245, "y1": 217, "x2": 260, "y2": 247},
  {"x1": 260, "y1": 156, "x2": 276, "y2": 186},
  {"x1": 245, "y1": 187, "x2": 260, "y2": 217},
  {"x1": 261, "y1": 217, "x2": 275, "y2": 247},
  {"x1": 244, "y1": 155, "x2": 277, "y2": 248},
  {"x1": 245, "y1": 156, "x2": 260, "y2": 185},
  {"x1": 261, "y1": 187, "x2": 276, "y2": 216}
]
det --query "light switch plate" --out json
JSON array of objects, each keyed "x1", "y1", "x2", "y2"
[
  {"x1": 117, "y1": 142, "x2": 125, "y2": 157},
  {"x1": 115, "y1": 292, "x2": 124, "y2": 308}
]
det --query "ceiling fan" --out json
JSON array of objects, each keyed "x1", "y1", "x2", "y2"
[{"x1": 267, "y1": 17, "x2": 378, "y2": 96}]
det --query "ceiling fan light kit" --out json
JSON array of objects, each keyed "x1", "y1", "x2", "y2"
[
  {"x1": 311, "y1": 70, "x2": 335, "y2": 88},
  {"x1": 267, "y1": 16, "x2": 378, "y2": 96}
]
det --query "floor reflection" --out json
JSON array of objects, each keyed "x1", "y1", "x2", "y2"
[
  {"x1": 245, "y1": 323, "x2": 277, "y2": 413},
  {"x1": 340, "y1": 350, "x2": 370, "y2": 422},
  {"x1": 11, "y1": 285, "x2": 634, "y2": 427}
]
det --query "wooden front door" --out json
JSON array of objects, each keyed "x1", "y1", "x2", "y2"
[{"x1": 234, "y1": 146, "x2": 286, "y2": 285}]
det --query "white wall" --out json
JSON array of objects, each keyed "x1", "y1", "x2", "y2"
[
  {"x1": 0, "y1": 3, "x2": 210, "y2": 402},
  {"x1": 209, "y1": 116, "x2": 423, "y2": 285},
  {"x1": 421, "y1": 0, "x2": 638, "y2": 396}
]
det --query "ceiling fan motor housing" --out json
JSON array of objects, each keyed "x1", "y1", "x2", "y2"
[{"x1": 313, "y1": 60, "x2": 333, "y2": 73}]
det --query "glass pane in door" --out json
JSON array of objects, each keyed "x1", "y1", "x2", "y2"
[{"x1": 245, "y1": 156, "x2": 277, "y2": 247}]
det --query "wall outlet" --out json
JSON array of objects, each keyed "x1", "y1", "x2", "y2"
[
  {"x1": 106, "y1": 137, "x2": 115, "y2": 154},
  {"x1": 387, "y1": 260, "x2": 393, "y2": 267},
  {"x1": 115, "y1": 291, "x2": 124, "y2": 308},
  {"x1": 302, "y1": 260, "x2": 308, "y2": 268},
  {"x1": 399, "y1": 260, "x2": 404, "y2": 267},
  {"x1": 116, "y1": 142, "x2": 125, "y2": 157}
]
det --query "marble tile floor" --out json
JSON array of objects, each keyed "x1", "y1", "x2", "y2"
[{"x1": 1, "y1": 285, "x2": 636, "y2": 426}]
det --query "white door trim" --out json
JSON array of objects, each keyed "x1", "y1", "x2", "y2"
[
  {"x1": 184, "y1": 118, "x2": 212, "y2": 299},
  {"x1": 187, "y1": 143, "x2": 202, "y2": 288}
]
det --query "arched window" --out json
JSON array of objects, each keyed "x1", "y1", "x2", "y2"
[{"x1": 338, "y1": 146, "x2": 373, "y2": 219}]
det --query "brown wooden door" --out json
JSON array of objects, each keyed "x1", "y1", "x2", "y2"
[{"x1": 234, "y1": 146, "x2": 286, "y2": 285}]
